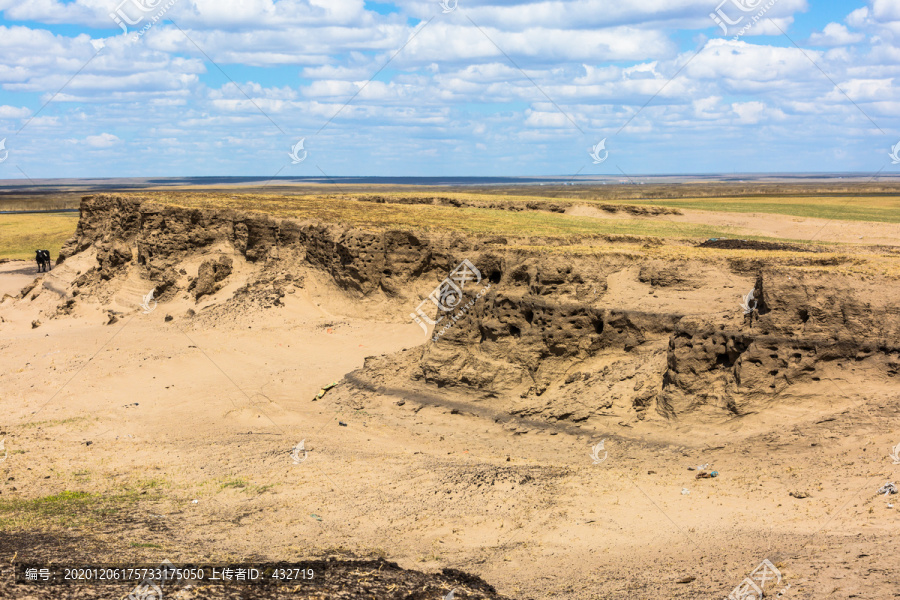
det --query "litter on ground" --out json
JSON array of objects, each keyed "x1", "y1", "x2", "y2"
[
  {"x1": 878, "y1": 482, "x2": 898, "y2": 496},
  {"x1": 313, "y1": 381, "x2": 339, "y2": 401}
]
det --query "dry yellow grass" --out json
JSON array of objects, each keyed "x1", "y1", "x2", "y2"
[
  {"x1": 142, "y1": 192, "x2": 761, "y2": 240},
  {"x1": 0, "y1": 213, "x2": 78, "y2": 260}
]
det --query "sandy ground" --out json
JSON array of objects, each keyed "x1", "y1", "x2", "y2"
[
  {"x1": 1, "y1": 257, "x2": 900, "y2": 600},
  {"x1": 566, "y1": 205, "x2": 900, "y2": 246},
  {"x1": 0, "y1": 261, "x2": 40, "y2": 297}
]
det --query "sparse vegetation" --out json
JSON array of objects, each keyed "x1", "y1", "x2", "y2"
[
  {"x1": 0, "y1": 488, "x2": 158, "y2": 529},
  {"x1": 221, "y1": 478, "x2": 249, "y2": 489},
  {"x1": 20, "y1": 416, "x2": 95, "y2": 429}
]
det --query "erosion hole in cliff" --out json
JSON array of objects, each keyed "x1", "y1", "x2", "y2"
[
  {"x1": 511, "y1": 268, "x2": 529, "y2": 284},
  {"x1": 488, "y1": 270, "x2": 502, "y2": 284},
  {"x1": 798, "y1": 308, "x2": 810, "y2": 323},
  {"x1": 715, "y1": 353, "x2": 735, "y2": 368},
  {"x1": 524, "y1": 308, "x2": 534, "y2": 324},
  {"x1": 548, "y1": 344, "x2": 567, "y2": 357},
  {"x1": 509, "y1": 324, "x2": 521, "y2": 337}
]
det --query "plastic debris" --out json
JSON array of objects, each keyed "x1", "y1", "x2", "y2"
[
  {"x1": 338, "y1": 421, "x2": 348, "y2": 427},
  {"x1": 310, "y1": 514, "x2": 323, "y2": 521},
  {"x1": 681, "y1": 488, "x2": 690, "y2": 495},
  {"x1": 688, "y1": 463, "x2": 709, "y2": 471},
  {"x1": 696, "y1": 471, "x2": 718, "y2": 479},
  {"x1": 191, "y1": 499, "x2": 198, "y2": 504},
  {"x1": 313, "y1": 381, "x2": 339, "y2": 401},
  {"x1": 878, "y1": 482, "x2": 898, "y2": 496}
]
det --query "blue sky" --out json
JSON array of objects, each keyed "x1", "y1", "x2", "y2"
[{"x1": 0, "y1": 0, "x2": 899, "y2": 178}]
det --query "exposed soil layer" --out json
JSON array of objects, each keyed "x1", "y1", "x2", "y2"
[
  {"x1": 697, "y1": 238, "x2": 821, "y2": 252},
  {"x1": 355, "y1": 194, "x2": 682, "y2": 216},
  {"x1": 1, "y1": 545, "x2": 503, "y2": 600}
]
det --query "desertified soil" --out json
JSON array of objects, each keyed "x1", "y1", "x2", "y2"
[{"x1": 1, "y1": 190, "x2": 899, "y2": 600}]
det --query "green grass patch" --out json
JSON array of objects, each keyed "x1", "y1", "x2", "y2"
[
  {"x1": 0, "y1": 212, "x2": 78, "y2": 260},
  {"x1": 0, "y1": 486, "x2": 163, "y2": 529},
  {"x1": 217, "y1": 477, "x2": 275, "y2": 495},
  {"x1": 220, "y1": 478, "x2": 248, "y2": 490}
]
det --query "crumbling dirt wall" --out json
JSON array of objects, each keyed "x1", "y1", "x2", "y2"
[{"x1": 59, "y1": 194, "x2": 900, "y2": 421}]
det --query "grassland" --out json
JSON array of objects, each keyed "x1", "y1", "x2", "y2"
[
  {"x1": 153, "y1": 192, "x2": 738, "y2": 239},
  {"x1": 616, "y1": 195, "x2": 900, "y2": 223},
  {"x1": 0, "y1": 193, "x2": 81, "y2": 212},
  {"x1": 150, "y1": 188, "x2": 900, "y2": 231},
  {"x1": 3, "y1": 186, "x2": 899, "y2": 261},
  {"x1": 352, "y1": 190, "x2": 900, "y2": 223},
  {"x1": 0, "y1": 213, "x2": 78, "y2": 260}
]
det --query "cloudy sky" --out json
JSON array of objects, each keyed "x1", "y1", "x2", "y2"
[{"x1": 0, "y1": 0, "x2": 899, "y2": 178}]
